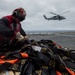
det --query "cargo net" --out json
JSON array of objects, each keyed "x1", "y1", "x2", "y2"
[{"x1": 0, "y1": 39, "x2": 75, "y2": 75}]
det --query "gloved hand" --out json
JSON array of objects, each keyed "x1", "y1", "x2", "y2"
[
  {"x1": 16, "y1": 32, "x2": 25, "y2": 41},
  {"x1": 24, "y1": 35, "x2": 29, "y2": 39},
  {"x1": 16, "y1": 32, "x2": 28, "y2": 42}
]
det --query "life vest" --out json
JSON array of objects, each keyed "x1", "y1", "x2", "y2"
[
  {"x1": 4, "y1": 15, "x2": 21, "y2": 33},
  {"x1": 2, "y1": 15, "x2": 21, "y2": 40}
]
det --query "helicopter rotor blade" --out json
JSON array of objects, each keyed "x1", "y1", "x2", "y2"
[
  {"x1": 60, "y1": 11, "x2": 70, "y2": 15},
  {"x1": 50, "y1": 12, "x2": 58, "y2": 15}
]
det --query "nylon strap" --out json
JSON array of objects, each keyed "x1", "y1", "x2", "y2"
[{"x1": 5, "y1": 71, "x2": 9, "y2": 75}]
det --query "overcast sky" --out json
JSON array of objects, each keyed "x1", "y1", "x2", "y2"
[{"x1": 0, "y1": 0, "x2": 75, "y2": 31}]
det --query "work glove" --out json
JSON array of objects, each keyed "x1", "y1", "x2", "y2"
[
  {"x1": 16, "y1": 32, "x2": 24, "y2": 41},
  {"x1": 16, "y1": 32, "x2": 28, "y2": 42}
]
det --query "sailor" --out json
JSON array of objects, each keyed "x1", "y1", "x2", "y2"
[{"x1": 0, "y1": 7, "x2": 28, "y2": 50}]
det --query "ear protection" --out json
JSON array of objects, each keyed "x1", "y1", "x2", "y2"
[
  {"x1": 12, "y1": 10, "x2": 19, "y2": 18},
  {"x1": 12, "y1": 8, "x2": 26, "y2": 21}
]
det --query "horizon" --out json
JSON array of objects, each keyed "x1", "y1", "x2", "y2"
[{"x1": 25, "y1": 29, "x2": 75, "y2": 32}]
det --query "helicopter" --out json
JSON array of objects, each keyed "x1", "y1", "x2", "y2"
[{"x1": 44, "y1": 11, "x2": 69, "y2": 21}]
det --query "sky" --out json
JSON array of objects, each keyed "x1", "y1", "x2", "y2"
[{"x1": 0, "y1": 0, "x2": 75, "y2": 31}]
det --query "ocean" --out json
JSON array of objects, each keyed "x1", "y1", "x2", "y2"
[
  {"x1": 26, "y1": 30, "x2": 75, "y2": 35},
  {"x1": 26, "y1": 30, "x2": 75, "y2": 49}
]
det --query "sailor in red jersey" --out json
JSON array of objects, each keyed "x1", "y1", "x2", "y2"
[{"x1": 0, "y1": 8, "x2": 28, "y2": 47}]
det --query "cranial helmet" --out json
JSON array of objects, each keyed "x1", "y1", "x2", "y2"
[{"x1": 12, "y1": 7, "x2": 26, "y2": 21}]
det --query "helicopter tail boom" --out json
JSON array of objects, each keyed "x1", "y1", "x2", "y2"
[
  {"x1": 43, "y1": 15, "x2": 51, "y2": 20},
  {"x1": 44, "y1": 15, "x2": 47, "y2": 19}
]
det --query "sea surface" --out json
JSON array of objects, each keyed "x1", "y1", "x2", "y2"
[
  {"x1": 26, "y1": 30, "x2": 75, "y2": 35},
  {"x1": 26, "y1": 30, "x2": 75, "y2": 49}
]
